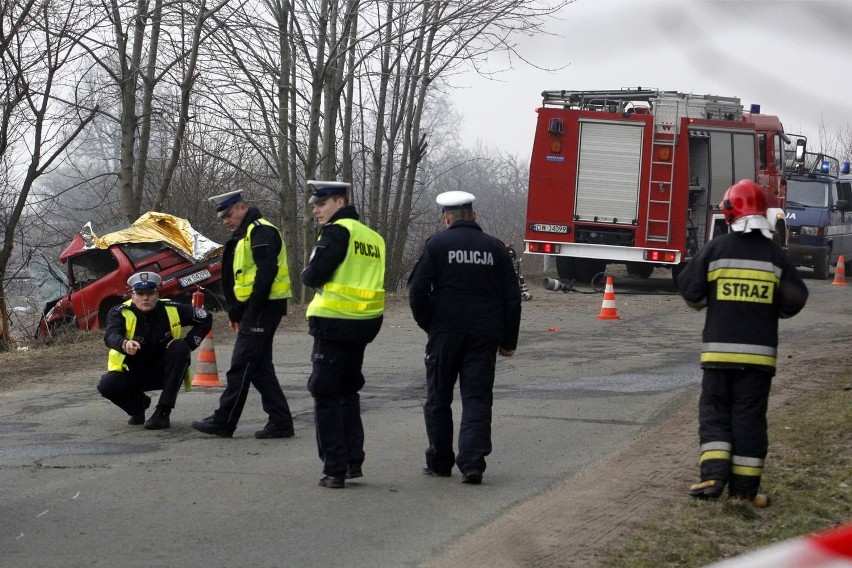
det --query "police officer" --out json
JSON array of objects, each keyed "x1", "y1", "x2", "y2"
[
  {"x1": 301, "y1": 180, "x2": 385, "y2": 489},
  {"x1": 98, "y1": 271, "x2": 212, "y2": 429},
  {"x1": 408, "y1": 191, "x2": 522, "y2": 484},
  {"x1": 192, "y1": 190, "x2": 295, "y2": 439},
  {"x1": 678, "y1": 179, "x2": 809, "y2": 505}
]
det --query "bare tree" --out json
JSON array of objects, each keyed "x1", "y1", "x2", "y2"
[{"x1": 0, "y1": 0, "x2": 98, "y2": 349}]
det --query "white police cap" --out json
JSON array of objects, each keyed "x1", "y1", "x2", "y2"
[
  {"x1": 307, "y1": 180, "x2": 350, "y2": 204},
  {"x1": 127, "y1": 271, "x2": 162, "y2": 290},
  {"x1": 436, "y1": 190, "x2": 475, "y2": 211},
  {"x1": 209, "y1": 190, "x2": 243, "y2": 218}
]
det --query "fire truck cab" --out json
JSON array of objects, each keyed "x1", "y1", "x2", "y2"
[{"x1": 524, "y1": 88, "x2": 789, "y2": 283}]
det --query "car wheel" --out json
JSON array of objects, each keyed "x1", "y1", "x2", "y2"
[
  {"x1": 98, "y1": 297, "x2": 123, "y2": 329},
  {"x1": 813, "y1": 247, "x2": 831, "y2": 280}
]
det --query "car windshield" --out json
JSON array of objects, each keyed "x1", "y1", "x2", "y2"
[
  {"x1": 69, "y1": 248, "x2": 119, "y2": 288},
  {"x1": 786, "y1": 180, "x2": 829, "y2": 208}
]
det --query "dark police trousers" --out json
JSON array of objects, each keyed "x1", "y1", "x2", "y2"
[
  {"x1": 698, "y1": 367, "x2": 772, "y2": 498},
  {"x1": 308, "y1": 338, "x2": 367, "y2": 477},
  {"x1": 98, "y1": 341, "x2": 191, "y2": 415},
  {"x1": 423, "y1": 332, "x2": 499, "y2": 475},
  {"x1": 213, "y1": 310, "x2": 293, "y2": 429}
]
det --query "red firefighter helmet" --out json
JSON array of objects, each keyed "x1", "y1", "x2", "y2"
[{"x1": 720, "y1": 179, "x2": 767, "y2": 224}]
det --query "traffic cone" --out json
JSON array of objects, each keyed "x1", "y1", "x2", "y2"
[
  {"x1": 597, "y1": 276, "x2": 621, "y2": 320},
  {"x1": 832, "y1": 255, "x2": 847, "y2": 286},
  {"x1": 191, "y1": 288, "x2": 223, "y2": 387},
  {"x1": 192, "y1": 332, "x2": 222, "y2": 387}
]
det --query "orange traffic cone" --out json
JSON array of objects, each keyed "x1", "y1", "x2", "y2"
[
  {"x1": 832, "y1": 255, "x2": 847, "y2": 286},
  {"x1": 190, "y1": 288, "x2": 223, "y2": 387},
  {"x1": 192, "y1": 332, "x2": 223, "y2": 387},
  {"x1": 597, "y1": 276, "x2": 621, "y2": 320}
]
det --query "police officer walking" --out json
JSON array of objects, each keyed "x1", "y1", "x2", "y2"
[
  {"x1": 98, "y1": 271, "x2": 212, "y2": 429},
  {"x1": 192, "y1": 191, "x2": 295, "y2": 439},
  {"x1": 678, "y1": 180, "x2": 809, "y2": 505},
  {"x1": 408, "y1": 191, "x2": 522, "y2": 484},
  {"x1": 301, "y1": 180, "x2": 385, "y2": 489}
]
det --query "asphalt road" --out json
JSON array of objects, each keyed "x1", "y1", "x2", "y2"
[{"x1": 0, "y1": 271, "x2": 847, "y2": 567}]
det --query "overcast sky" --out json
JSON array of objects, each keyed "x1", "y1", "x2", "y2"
[{"x1": 450, "y1": 0, "x2": 852, "y2": 158}]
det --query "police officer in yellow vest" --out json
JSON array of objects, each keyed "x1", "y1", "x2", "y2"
[
  {"x1": 98, "y1": 271, "x2": 212, "y2": 429},
  {"x1": 301, "y1": 180, "x2": 385, "y2": 488},
  {"x1": 192, "y1": 190, "x2": 296, "y2": 439}
]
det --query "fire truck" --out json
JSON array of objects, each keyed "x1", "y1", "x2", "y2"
[{"x1": 524, "y1": 88, "x2": 790, "y2": 283}]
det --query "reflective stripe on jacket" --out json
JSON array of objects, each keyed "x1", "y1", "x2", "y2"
[
  {"x1": 233, "y1": 219, "x2": 292, "y2": 301},
  {"x1": 306, "y1": 218, "x2": 385, "y2": 320}
]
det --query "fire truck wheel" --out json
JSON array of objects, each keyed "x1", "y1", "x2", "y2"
[
  {"x1": 575, "y1": 259, "x2": 607, "y2": 283},
  {"x1": 626, "y1": 263, "x2": 654, "y2": 279},
  {"x1": 671, "y1": 262, "x2": 687, "y2": 287},
  {"x1": 555, "y1": 257, "x2": 578, "y2": 280}
]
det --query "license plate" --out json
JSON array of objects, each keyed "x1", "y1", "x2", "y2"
[
  {"x1": 179, "y1": 269, "x2": 212, "y2": 287},
  {"x1": 530, "y1": 223, "x2": 569, "y2": 234}
]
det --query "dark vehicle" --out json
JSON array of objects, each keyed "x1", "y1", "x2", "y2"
[
  {"x1": 785, "y1": 138, "x2": 852, "y2": 279},
  {"x1": 37, "y1": 213, "x2": 225, "y2": 339}
]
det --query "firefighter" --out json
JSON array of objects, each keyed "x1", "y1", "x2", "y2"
[
  {"x1": 301, "y1": 180, "x2": 385, "y2": 489},
  {"x1": 97, "y1": 271, "x2": 212, "y2": 429},
  {"x1": 191, "y1": 190, "x2": 295, "y2": 438},
  {"x1": 677, "y1": 179, "x2": 809, "y2": 504},
  {"x1": 408, "y1": 191, "x2": 522, "y2": 484}
]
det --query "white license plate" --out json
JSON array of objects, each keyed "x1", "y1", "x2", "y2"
[
  {"x1": 530, "y1": 223, "x2": 569, "y2": 234},
  {"x1": 179, "y1": 269, "x2": 212, "y2": 287}
]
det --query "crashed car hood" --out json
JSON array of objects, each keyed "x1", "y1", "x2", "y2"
[{"x1": 60, "y1": 212, "x2": 223, "y2": 262}]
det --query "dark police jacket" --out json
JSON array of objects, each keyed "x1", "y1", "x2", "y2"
[
  {"x1": 222, "y1": 207, "x2": 287, "y2": 323},
  {"x1": 677, "y1": 229, "x2": 809, "y2": 374},
  {"x1": 408, "y1": 219, "x2": 522, "y2": 351},
  {"x1": 301, "y1": 205, "x2": 383, "y2": 344},
  {"x1": 104, "y1": 300, "x2": 212, "y2": 370}
]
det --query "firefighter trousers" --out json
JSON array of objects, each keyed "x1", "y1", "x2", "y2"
[
  {"x1": 423, "y1": 333, "x2": 498, "y2": 476},
  {"x1": 97, "y1": 340, "x2": 191, "y2": 416},
  {"x1": 698, "y1": 367, "x2": 773, "y2": 498},
  {"x1": 307, "y1": 338, "x2": 367, "y2": 477}
]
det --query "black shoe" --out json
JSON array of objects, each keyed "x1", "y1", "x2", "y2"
[
  {"x1": 191, "y1": 416, "x2": 234, "y2": 438},
  {"x1": 127, "y1": 395, "x2": 152, "y2": 425},
  {"x1": 688, "y1": 479, "x2": 725, "y2": 500},
  {"x1": 254, "y1": 421, "x2": 295, "y2": 439},
  {"x1": 422, "y1": 467, "x2": 452, "y2": 477},
  {"x1": 462, "y1": 470, "x2": 483, "y2": 485},
  {"x1": 319, "y1": 475, "x2": 345, "y2": 489},
  {"x1": 346, "y1": 465, "x2": 363, "y2": 480},
  {"x1": 144, "y1": 406, "x2": 171, "y2": 430}
]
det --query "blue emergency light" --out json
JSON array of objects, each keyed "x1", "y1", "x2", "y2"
[
  {"x1": 821, "y1": 161, "x2": 830, "y2": 173},
  {"x1": 842, "y1": 161, "x2": 850, "y2": 175},
  {"x1": 750, "y1": 104, "x2": 761, "y2": 114}
]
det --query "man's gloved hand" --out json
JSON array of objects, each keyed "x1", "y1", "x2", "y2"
[{"x1": 228, "y1": 301, "x2": 247, "y2": 323}]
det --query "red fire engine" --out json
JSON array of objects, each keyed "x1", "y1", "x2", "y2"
[{"x1": 524, "y1": 88, "x2": 789, "y2": 283}]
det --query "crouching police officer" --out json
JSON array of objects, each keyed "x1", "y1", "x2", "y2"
[
  {"x1": 302, "y1": 180, "x2": 385, "y2": 489},
  {"x1": 98, "y1": 272, "x2": 212, "y2": 429},
  {"x1": 678, "y1": 180, "x2": 809, "y2": 505},
  {"x1": 408, "y1": 191, "x2": 522, "y2": 484}
]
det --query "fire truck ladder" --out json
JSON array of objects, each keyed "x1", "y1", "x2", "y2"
[{"x1": 645, "y1": 96, "x2": 680, "y2": 243}]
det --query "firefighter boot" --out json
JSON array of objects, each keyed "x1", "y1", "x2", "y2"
[
  {"x1": 688, "y1": 479, "x2": 726, "y2": 500},
  {"x1": 144, "y1": 405, "x2": 171, "y2": 430}
]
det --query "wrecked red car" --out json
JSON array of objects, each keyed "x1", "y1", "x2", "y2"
[{"x1": 36, "y1": 213, "x2": 225, "y2": 339}]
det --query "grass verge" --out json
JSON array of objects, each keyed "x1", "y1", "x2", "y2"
[{"x1": 602, "y1": 370, "x2": 852, "y2": 567}]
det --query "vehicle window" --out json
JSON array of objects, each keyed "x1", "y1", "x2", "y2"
[
  {"x1": 837, "y1": 181, "x2": 852, "y2": 204},
  {"x1": 120, "y1": 242, "x2": 170, "y2": 263},
  {"x1": 786, "y1": 180, "x2": 829, "y2": 207},
  {"x1": 774, "y1": 134, "x2": 784, "y2": 170},
  {"x1": 758, "y1": 134, "x2": 766, "y2": 170},
  {"x1": 69, "y1": 249, "x2": 119, "y2": 288}
]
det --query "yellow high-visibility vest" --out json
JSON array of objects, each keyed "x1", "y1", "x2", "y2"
[
  {"x1": 306, "y1": 218, "x2": 385, "y2": 320},
  {"x1": 233, "y1": 219, "x2": 292, "y2": 301}
]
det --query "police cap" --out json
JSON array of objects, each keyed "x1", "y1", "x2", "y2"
[
  {"x1": 208, "y1": 190, "x2": 244, "y2": 218},
  {"x1": 436, "y1": 190, "x2": 475, "y2": 212},
  {"x1": 127, "y1": 271, "x2": 162, "y2": 291},
  {"x1": 307, "y1": 180, "x2": 350, "y2": 204}
]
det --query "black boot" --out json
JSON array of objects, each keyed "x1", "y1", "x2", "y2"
[
  {"x1": 128, "y1": 395, "x2": 152, "y2": 425},
  {"x1": 144, "y1": 405, "x2": 171, "y2": 430}
]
